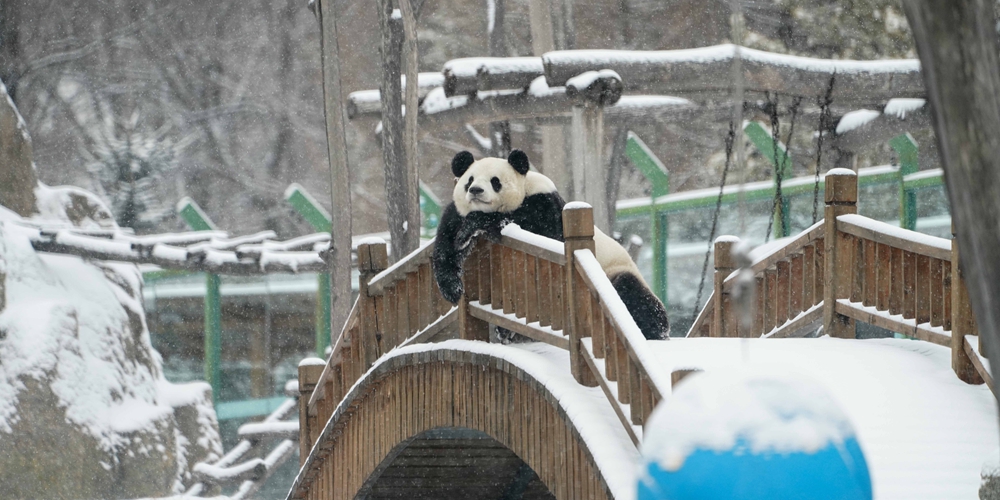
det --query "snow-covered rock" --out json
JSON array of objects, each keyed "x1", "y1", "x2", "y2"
[{"x1": 0, "y1": 202, "x2": 222, "y2": 498}]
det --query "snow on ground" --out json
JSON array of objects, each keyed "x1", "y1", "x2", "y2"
[{"x1": 644, "y1": 337, "x2": 998, "y2": 500}]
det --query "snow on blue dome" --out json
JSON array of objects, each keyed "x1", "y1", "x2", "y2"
[{"x1": 639, "y1": 367, "x2": 872, "y2": 500}]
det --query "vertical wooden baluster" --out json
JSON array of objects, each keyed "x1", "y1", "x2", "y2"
[
  {"x1": 814, "y1": 242, "x2": 825, "y2": 303},
  {"x1": 458, "y1": 243, "x2": 489, "y2": 341},
  {"x1": 629, "y1": 360, "x2": 641, "y2": 424},
  {"x1": 764, "y1": 268, "x2": 777, "y2": 334},
  {"x1": 930, "y1": 259, "x2": 944, "y2": 327},
  {"x1": 943, "y1": 261, "x2": 953, "y2": 331},
  {"x1": 754, "y1": 276, "x2": 765, "y2": 336},
  {"x1": 502, "y1": 245, "x2": 515, "y2": 315},
  {"x1": 823, "y1": 169, "x2": 857, "y2": 338},
  {"x1": 616, "y1": 335, "x2": 631, "y2": 405},
  {"x1": 397, "y1": 278, "x2": 410, "y2": 339},
  {"x1": 514, "y1": 250, "x2": 527, "y2": 318},
  {"x1": 712, "y1": 236, "x2": 739, "y2": 337},
  {"x1": 903, "y1": 251, "x2": 917, "y2": 320},
  {"x1": 776, "y1": 260, "x2": 791, "y2": 326},
  {"x1": 889, "y1": 247, "x2": 903, "y2": 315},
  {"x1": 384, "y1": 287, "x2": 398, "y2": 347},
  {"x1": 863, "y1": 239, "x2": 877, "y2": 307},
  {"x1": 790, "y1": 253, "x2": 804, "y2": 318},
  {"x1": 479, "y1": 243, "x2": 492, "y2": 305},
  {"x1": 605, "y1": 317, "x2": 618, "y2": 382},
  {"x1": 877, "y1": 243, "x2": 891, "y2": 312},
  {"x1": 417, "y1": 264, "x2": 432, "y2": 332},
  {"x1": 803, "y1": 244, "x2": 816, "y2": 306},
  {"x1": 406, "y1": 272, "x2": 419, "y2": 336},
  {"x1": 592, "y1": 294, "x2": 606, "y2": 358},
  {"x1": 298, "y1": 361, "x2": 324, "y2": 466},
  {"x1": 539, "y1": 259, "x2": 553, "y2": 327},
  {"x1": 552, "y1": 262, "x2": 565, "y2": 332},
  {"x1": 491, "y1": 242, "x2": 504, "y2": 311},
  {"x1": 851, "y1": 236, "x2": 865, "y2": 303},
  {"x1": 916, "y1": 255, "x2": 931, "y2": 325},
  {"x1": 526, "y1": 254, "x2": 539, "y2": 324}
]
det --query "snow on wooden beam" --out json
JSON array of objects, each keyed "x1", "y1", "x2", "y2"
[
  {"x1": 192, "y1": 458, "x2": 267, "y2": 485},
  {"x1": 443, "y1": 56, "x2": 545, "y2": 96},
  {"x1": 833, "y1": 98, "x2": 930, "y2": 153},
  {"x1": 30, "y1": 229, "x2": 329, "y2": 275},
  {"x1": 346, "y1": 72, "x2": 445, "y2": 118},
  {"x1": 542, "y1": 45, "x2": 923, "y2": 105}
]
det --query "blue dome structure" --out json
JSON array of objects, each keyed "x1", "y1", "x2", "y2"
[{"x1": 638, "y1": 368, "x2": 872, "y2": 500}]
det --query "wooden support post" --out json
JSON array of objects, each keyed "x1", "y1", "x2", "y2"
[
  {"x1": 571, "y1": 103, "x2": 607, "y2": 233},
  {"x1": 564, "y1": 204, "x2": 598, "y2": 387},
  {"x1": 376, "y1": 0, "x2": 420, "y2": 262},
  {"x1": 297, "y1": 359, "x2": 325, "y2": 466},
  {"x1": 712, "y1": 236, "x2": 738, "y2": 337},
  {"x1": 316, "y1": 0, "x2": 356, "y2": 349},
  {"x1": 823, "y1": 169, "x2": 858, "y2": 338},
  {"x1": 952, "y1": 222, "x2": 984, "y2": 384},
  {"x1": 358, "y1": 242, "x2": 388, "y2": 371}
]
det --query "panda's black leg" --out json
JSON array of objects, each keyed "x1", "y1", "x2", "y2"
[{"x1": 610, "y1": 273, "x2": 671, "y2": 340}]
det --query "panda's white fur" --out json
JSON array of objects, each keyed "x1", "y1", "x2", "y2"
[
  {"x1": 452, "y1": 157, "x2": 556, "y2": 217},
  {"x1": 593, "y1": 227, "x2": 646, "y2": 284}
]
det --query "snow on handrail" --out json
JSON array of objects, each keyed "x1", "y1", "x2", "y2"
[{"x1": 837, "y1": 213, "x2": 951, "y2": 261}]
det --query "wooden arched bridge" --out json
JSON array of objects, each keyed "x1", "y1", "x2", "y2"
[{"x1": 289, "y1": 169, "x2": 994, "y2": 500}]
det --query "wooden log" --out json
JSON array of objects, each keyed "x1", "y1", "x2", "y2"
[
  {"x1": 543, "y1": 45, "x2": 923, "y2": 105},
  {"x1": 563, "y1": 204, "x2": 598, "y2": 386},
  {"x1": 712, "y1": 236, "x2": 739, "y2": 337},
  {"x1": 823, "y1": 169, "x2": 858, "y2": 338}
]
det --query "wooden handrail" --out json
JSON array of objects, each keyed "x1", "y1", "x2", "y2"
[
  {"x1": 366, "y1": 240, "x2": 435, "y2": 295},
  {"x1": 836, "y1": 214, "x2": 951, "y2": 261}
]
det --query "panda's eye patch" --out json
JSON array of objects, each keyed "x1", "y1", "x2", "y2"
[
  {"x1": 464, "y1": 176, "x2": 474, "y2": 192},
  {"x1": 491, "y1": 177, "x2": 502, "y2": 193}
]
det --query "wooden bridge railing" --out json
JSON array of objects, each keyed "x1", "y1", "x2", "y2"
[
  {"x1": 297, "y1": 204, "x2": 672, "y2": 467},
  {"x1": 687, "y1": 168, "x2": 993, "y2": 395}
]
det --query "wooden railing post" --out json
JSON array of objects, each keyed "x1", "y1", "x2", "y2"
[
  {"x1": 358, "y1": 242, "x2": 389, "y2": 370},
  {"x1": 297, "y1": 358, "x2": 325, "y2": 466},
  {"x1": 952, "y1": 222, "x2": 984, "y2": 384},
  {"x1": 564, "y1": 203, "x2": 598, "y2": 387},
  {"x1": 823, "y1": 168, "x2": 858, "y2": 338},
  {"x1": 712, "y1": 236, "x2": 739, "y2": 337}
]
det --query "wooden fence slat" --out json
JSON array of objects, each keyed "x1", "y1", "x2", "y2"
[
  {"x1": 605, "y1": 316, "x2": 618, "y2": 382},
  {"x1": 407, "y1": 272, "x2": 420, "y2": 335},
  {"x1": 903, "y1": 251, "x2": 917, "y2": 320},
  {"x1": 397, "y1": 279, "x2": 410, "y2": 343},
  {"x1": 814, "y1": 241, "x2": 825, "y2": 302},
  {"x1": 863, "y1": 239, "x2": 876, "y2": 306},
  {"x1": 552, "y1": 262, "x2": 565, "y2": 331},
  {"x1": 943, "y1": 261, "x2": 953, "y2": 331},
  {"x1": 776, "y1": 260, "x2": 791, "y2": 325},
  {"x1": 790, "y1": 253, "x2": 804, "y2": 318},
  {"x1": 616, "y1": 336, "x2": 631, "y2": 405},
  {"x1": 539, "y1": 259, "x2": 552, "y2": 327},
  {"x1": 876, "y1": 243, "x2": 891, "y2": 312},
  {"x1": 526, "y1": 254, "x2": 540, "y2": 324},
  {"x1": 514, "y1": 250, "x2": 527, "y2": 318},
  {"x1": 492, "y1": 242, "x2": 504, "y2": 311},
  {"x1": 418, "y1": 264, "x2": 432, "y2": 331},
  {"x1": 850, "y1": 236, "x2": 864, "y2": 303},
  {"x1": 803, "y1": 244, "x2": 815, "y2": 306},
  {"x1": 502, "y1": 245, "x2": 515, "y2": 315},
  {"x1": 765, "y1": 268, "x2": 777, "y2": 332},
  {"x1": 479, "y1": 244, "x2": 493, "y2": 304},
  {"x1": 592, "y1": 293, "x2": 606, "y2": 358},
  {"x1": 889, "y1": 246, "x2": 903, "y2": 315},
  {"x1": 754, "y1": 276, "x2": 765, "y2": 336},
  {"x1": 916, "y1": 255, "x2": 931, "y2": 324},
  {"x1": 930, "y1": 258, "x2": 944, "y2": 327}
]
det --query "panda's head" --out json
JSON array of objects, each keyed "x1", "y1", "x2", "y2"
[{"x1": 451, "y1": 150, "x2": 533, "y2": 216}]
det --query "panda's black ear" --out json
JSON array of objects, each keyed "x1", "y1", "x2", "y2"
[
  {"x1": 451, "y1": 151, "x2": 475, "y2": 177},
  {"x1": 508, "y1": 149, "x2": 530, "y2": 175}
]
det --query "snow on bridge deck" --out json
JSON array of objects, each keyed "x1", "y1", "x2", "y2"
[
  {"x1": 375, "y1": 336, "x2": 995, "y2": 499},
  {"x1": 644, "y1": 337, "x2": 998, "y2": 500}
]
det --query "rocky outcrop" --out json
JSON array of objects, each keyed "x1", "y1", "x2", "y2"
[{"x1": 0, "y1": 203, "x2": 223, "y2": 498}]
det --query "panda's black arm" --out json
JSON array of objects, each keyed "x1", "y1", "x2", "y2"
[
  {"x1": 512, "y1": 192, "x2": 567, "y2": 241},
  {"x1": 432, "y1": 203, "x2": 470, "y2": 304}
]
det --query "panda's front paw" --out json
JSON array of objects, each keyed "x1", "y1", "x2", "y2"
[{"x1": 438, "y1": 275, "x2": 464, "y2": 304}]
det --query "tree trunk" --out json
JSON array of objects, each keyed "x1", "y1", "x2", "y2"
[
  {"x1": 901, "y1": 0, "x2": 1000, "y2": 402},
  {"x1": 488, "y1": 0, "x2": 511, "y2": 158},
  {"x1": 0, "y1": 79, "x2": 35, "y2": 216},
  {"x1": 377, "y1": 1, "x2": 419, "y2": 262},
  {"x1": 399, "y1": 0, "x2": 421, "y2": 246},
  {"x1": 317, "y1": 0, "x2": 355, "y2": 342}
]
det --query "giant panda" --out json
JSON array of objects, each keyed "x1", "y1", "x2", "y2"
[{"x1": 432, "y1": 149, "x2": 670, "y2": 340}]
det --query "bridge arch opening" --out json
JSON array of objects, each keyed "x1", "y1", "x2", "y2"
[{"x1": 358, "y1": 427, "x2": 554, "y2": 499}]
